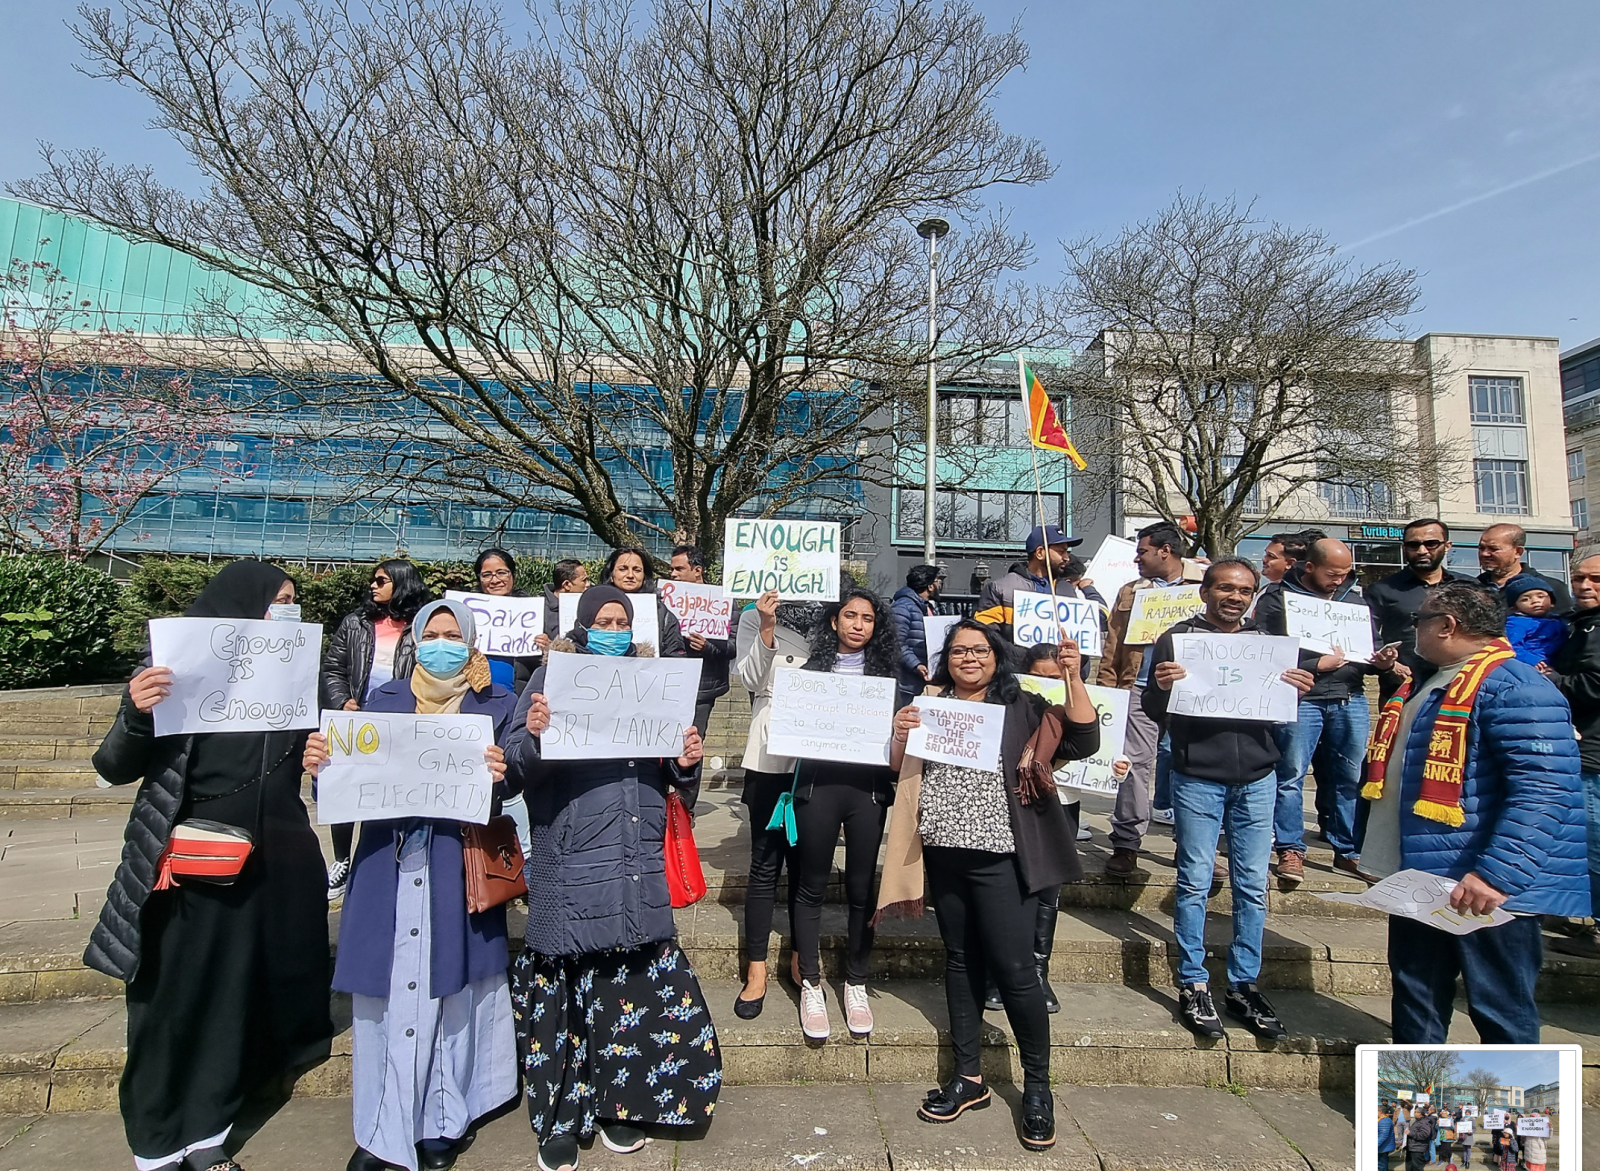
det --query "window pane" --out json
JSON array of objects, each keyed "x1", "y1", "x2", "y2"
[
  {"x1": 1574, "y1": 497, "x2": 1589, "y2": 530},
  {"x1": 897, "y1": 488, "x2": 924, "y2": 541},
  {"x1": 936, "y1": 491, "x2": 980, "y2": 541},
  {"x1": 977, "y1": 492, "x2": 1010, "y2": 542},
  {"x1": 1469, "y1": 376, "x2": 1525, "y2": 424},
  {"x1": 1570, "y1": 449, "x2": 1586, "y2": 480},
  {"x1": 1474, "y1": 458, "x2": 1530, "y2": 514},
  {"x1": 1006, "y1": 397, "x2": 1029, "y2": 446},
  {"x1": 1007, "y1": 494, "x2": 1034, "y2": 542}
]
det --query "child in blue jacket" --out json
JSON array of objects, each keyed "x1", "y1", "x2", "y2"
[{"x1": 1503, "y1": 573, "x2": 1567, "y2": 668}]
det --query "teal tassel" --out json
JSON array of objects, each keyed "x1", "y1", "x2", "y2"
[{"x1": 766, "y1": 790, "x2": 798, "y2": 846}]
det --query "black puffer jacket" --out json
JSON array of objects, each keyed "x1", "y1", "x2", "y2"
[{"x1": 319, "y1": 610, "x2": 416, "y2": 709}]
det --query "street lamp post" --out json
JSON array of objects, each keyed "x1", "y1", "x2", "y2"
[{"x1": 917, "y1": 217, "x2": 949, "y2": 566}]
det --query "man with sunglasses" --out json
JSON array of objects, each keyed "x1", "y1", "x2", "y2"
[{"x1": 1366, "y1": 519, "x2": 1474, "y2": 703}]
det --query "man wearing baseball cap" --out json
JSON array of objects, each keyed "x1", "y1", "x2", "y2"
[{"x1": 973, "y1": 524, "x2": 1085, "y2": 648}]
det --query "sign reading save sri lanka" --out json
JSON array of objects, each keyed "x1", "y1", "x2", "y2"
[{"x1": 723, "y1": 518, "x2": 841, "y2": 600}]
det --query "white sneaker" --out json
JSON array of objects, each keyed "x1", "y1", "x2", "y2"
[
  {"x1": 1076, "y1": 824, "x2": 1093, "y2": 841},
  {"x1": 844, "y1": 982, "x2": 873, "y2": 1036},
  {"x1": 326, "y1": 857, "x2": 351, "y2": 903},
  {"x1": 800, "y1": 979, "x2": 831, "y2": 1040},
  {"x1": 1150, "y1": 807, "x2": 1175, "y2": 826}
]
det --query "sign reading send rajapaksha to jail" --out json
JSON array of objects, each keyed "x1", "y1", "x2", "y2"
[
  {"x1": 315, "y1": 710, "x2": 496, "y2": 825},
  {"x1": 538, "y1": 653, "x2": 703, "y2": 760},
  {"x1": 1167, "y1": 633, "x2": 1302, "y2": 723},
  {"x1": 722, "y1": 518, "x2": 841, "y2": 600},
  {"x1": 147, "y1": 617, "x2": 322, "y2": 736}
]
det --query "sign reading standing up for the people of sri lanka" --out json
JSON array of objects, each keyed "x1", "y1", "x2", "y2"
[{"x1": 723, "y1": 518, "x2": 841, "y2": 600}]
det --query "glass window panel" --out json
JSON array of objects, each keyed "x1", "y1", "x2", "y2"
[
  {"x1": 936, "y1": 491, "x2": 980, "y2": 541},
  {"x1": 1468, "y1": 376, "x2": 1525, "y2": 424},
  {"x1": 897, "y1": 488, "x2": 924, "y2": 541},
  {"x1": 1005, "y1": 397, "x2": 1029, "y2": 446},
  {"x1": 1474, "y1": 458, "x2": 1530, "y2": 515},
  {"x1": 976, "y1": 492, "x2": 1010, "y2": 542},
  {"x1": 1569, "y1": 449, "x2": 1586, "y2": 480}
]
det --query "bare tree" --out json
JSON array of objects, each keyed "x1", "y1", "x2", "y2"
[
  {"x1": 1464, "y1": 1067, "x2": 1501, "y2": 1112},
  {"x1": 1377, "y1": 1048, "x2": 1464, "y2": 1102},
  {"x1": 17, "y1": 0, "x2": 1055, "y2": 560},
  {"x1": 1056, "y1": 194, "x2": 1457, "y2": 557}
]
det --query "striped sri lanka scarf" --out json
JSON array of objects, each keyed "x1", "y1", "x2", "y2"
[{"x1": 1359, "y1": 637, "x2": 1516, "y2": 827}]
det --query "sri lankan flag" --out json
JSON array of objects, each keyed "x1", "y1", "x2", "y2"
[{"x1": 1019, "y1": 356, "x2": 1087, "y2": 469}]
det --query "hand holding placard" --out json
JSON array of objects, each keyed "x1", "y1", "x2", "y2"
[
  {"x1": 1012, "y1": 590, "x2": 1102, "y2": 655},
  {"x1": 444, "y1": 591, "x2": 546, "y2": 656},
  {"x1": 1283, "y1": 593, "x2": 1375, "y2": 661},
  {"x1": 1124, "y1": 585, "x2": 1204, "y2": 645},
  {"x1": 723, "y1": 518, "x2": 841, "y2": 600},
  {"x1": 538, "y1": 654, "x2": 702, "y2": 760},
  {"x1": 767, "y1": 667, "x2": 894, "y2": 765},
  {"x1": 658, "y1": 580, "x2": 733, "y2": 639}
]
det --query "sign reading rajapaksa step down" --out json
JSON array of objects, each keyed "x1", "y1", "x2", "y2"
[
  {"x1": 148, "y1": 617, "x2": 323, "y2": 736},
  {"x1": 766, "y1": 667, "x2": 895, "y2": 765},
  {"x1": 445, "y1": 591, "x2": 546, "y2": 656},
  {"x1": 539, "y1": 654, "x2": 703, "y2": 761},
  {"x1": 315, "y1": 710, "x2": 496, "y2": 825},
  {"x1": 657, "y1": 580, "x2": 733, "y2": 639},
  {"x1": 1167, "y1": 634, "x2": 1301, "y2": 723},
  {"x1": 722, "y1": 518, "x2": 841, "y2": 600}
]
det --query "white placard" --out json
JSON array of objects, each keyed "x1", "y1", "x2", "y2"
[
  {"x1": 1124, "y1": 583, "x2": 1205, "y2": 645},
  {"x1": 1483, "y1": 1111, "x2": 1506, "y2": 1131},
  {"x1": 1460, "y1": 1105, "x2": 1477, "y2": 1118},
  {"x1": 147, "y1": 617, "x2": 322, "y2": 736},
  {"x1": 1167, "y1": 633, "x2": 1301, "y2": 723},
  {"x1": 1316, "y1": 868, "x2": 1517, "y2": 934},
  {"x1": 557, "y1": 592, "x2": 660, "y2": 651},
  {"x1": 906, "y1": 696, "x2": 1003, "y2": 772},
  {"x1": 1013, "y1": 589, "x2": 1104, "y2": 655},
  {"x1": 1516, "y1": 1116, "x2": 1549, "y2": 1138},
  {"x1": 657, "y1": 580, "x2": 733, "y2": 640},
  {"x1": 538, "y1": 653, "x2": 702, "y2": 760},
  {"x1": 1084, "y1": 535, "x2": 1140, "y2": 601},
  {"x1": 315, "y1": 710, "x2": 495, "y2": 824},
  {"x1": 766, "y1": 667, "x2": 895, "y2": 765},
  {"x1": 923, "y1": 614, "x2": 961, "y2": 676},
  {"x1": 723, "y1": 517, "x2": 841, "y2": 600},
  {"x1": 1051, "y1": 683, "x2": 1130, "y2": 795},
  {"x1": 1283, "y1": 593, "x2": 1375, "y2": 662},
  {"x1": 444, "y1": 591, "x2": 546, "y2": 656}
]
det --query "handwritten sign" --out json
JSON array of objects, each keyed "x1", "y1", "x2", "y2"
[
  {"x1": 1317, "y1": 869, "x2": 1516, "y2": 935},
  {"x1": 1055, "y1": 684, "x2": 1129, "y2": 795},
  {"x1": 923, "y1": 614, "x2": 960, "y2": 676},
  {"x1": 1013, "y1": 590, "x2": 1103, "y2": 655},
  {"x1": 1283, "y1": 593, "x2": 1375, "y2": 661},
  {"x1": 444, "y1": 591, "x2": 546, "y2": 656},
  {"x1": 1459, "y1": 1105, "x2": 1477, "y2": 1118},
  {"x1": 1084, "y1": 535, "x2": 1140, "y2": 601},
  {"x1": 539, "y1": 654, "x2": 702, "y2": 761},
  {"x1": 767, "y1": 667, "x2": 894, "y2": 765},
  {"x1": 316, "y1": 710, "x2": 494, "y2": 824},
  {"x1": 657, "y1": 580, "x2": 733, "y2": 640},
  {"x1": 1516, "y1": 1117, "x2": 1549, "y2": 1138},
  {"x1": 906, "y1": 696, "x2": 1002, "y2": 772},
  {"x1": 1167, "y1": 633, "x2": 1301, "y2": 722},
  {"x1": 1124, "y1": 584, "x2": 1204, "y2": 645},
  {"x1": 1483, "y1": 1111, "x2": 1506, "y2": 1131},
  {"x1": 723, "y1": 518, "x2": 841, "y2": 600},
  {"x1": 147, "y1": 617, "x2": 322, "y2": 736},
  {"x1": 557, "y1": 592, "x2": 660, "y2": 651}
]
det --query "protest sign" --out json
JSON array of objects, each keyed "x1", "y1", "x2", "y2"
[
  {"x1": 316, "y1": 710, "x2": 495, "y2": 825},
  {"x1": 923, "y1": 614, "x2": 960, "y2": 676},
  {"x1": 1167, "y1": 633, "x2": 1301, "y2": 722},
  {"x1": 1283, "y1": 593, "x2": 1375, "y2": 661},
  {"x1": 1460, "y1": 1105, "x2": 1478, "y2": 1118},
  {"x1": 906, "y1": 696, "x2": 1002, "y2": 772},
  {"x1": 1124, "y1": 584, "x2": 1203, "y2": 645},
  {"x1": 557, "y1": 592, "x2": 660, "y2": 651},
  {"x1": 1018, "y1": 675, "x2": 1066, "y2": 705},
  {"x1": 767, "y1": 667, "x2": 894, "y2": 766},
  {"x1": 539, "y1": 654, "x2": 702, "y2": 761},
  {"x1": 1052, "y1": 684, "x2": 1130, "y2": 795},
  {"x1": 444, "y1": 591, "x2": 546, "y2": 656},
  {"x1": 722, "y1": 518, "x2": 841, "y2": 600},
  {"x1": 1013, "y1": 590, "x2": 1103, "y2": 655},
  {"x1": 1317, "y1": 868, "x2": 1516, "y2": 935},
  {"x1": 148, "y1": 617, "x2": 322, "y2": 737},
  {"x1": 1516, "y1": 1117, "x2": 1550, "y2": 1138},
  {"x1": 1084, "y1": 535, "x2": 1140, "y2": 600},
  {"x1": 1483, "y1": 1111, "x2": 1505, "y2": 1131},
  {"x1": 657, "y1": 580, "x2": 733, "y2": 640}
]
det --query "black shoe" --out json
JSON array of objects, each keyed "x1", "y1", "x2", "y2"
[
  {"x1": 1178, "y1": 983, "x2": 1226, "y2": 1039},
  {"x1": 418, "y1": 1136, "x2": 468, "y2": 1171},
  {"x1": 917, "y1": 1076, "x2": 992, "y2": 1123},
  {"x1": 1019, "y1": 1086, "x2": 1056, "y2": 1150},
  {"x1": 599, "y1": 1122, "x2": 647, "y2": 1154},
  {"x1": 733, "y1": 989, "x2": 766, "y2": 1019},
  {"x1": 536, "y1": 1135, "x2": 580, "y2": 1171},
  {"x1": 347, "y1": 1151, "x2": 401, "y2": 1171},
  {"x1": 1225, "y1": 982, "x2": 1288, "y2": 1040},
  {"x1": 983, "y1": 983, "x2": 1003, "y2": 1011}
]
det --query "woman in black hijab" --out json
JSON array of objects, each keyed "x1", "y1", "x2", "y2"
[{"x1": 87, "y1": 560, "x2": 333, "y2": 1171}]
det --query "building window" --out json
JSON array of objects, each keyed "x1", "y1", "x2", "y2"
[
  {"x1": 1469, "y1": 375, "x2": 1526, "y2": 424},
  {"x1": 1570, "y1": 449, "x2": 1587, "y2": 480},
  {"x1": 1574, "y1": 497, "x2": 1589, "y2": 530},
  {"x1": 895, "y1": 487, "x2": 1062, "y2": 545},
  {"x1": 1475, "y1": 459, "x2": 1530, "y2": 515}
]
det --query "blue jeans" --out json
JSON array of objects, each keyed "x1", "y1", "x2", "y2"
[
  {"x1": 1388, "y1": 914, "x2": 1543, "y2": 1043},
  {"x1": 1583, "y1": 772, "x2": 1600, "y2": 914},
  {"x1": 1153, "y1": 732, "x2": 1172, "y2": 810},
  {"x1": 1272, "y1": 695, "x2": 1370, "y2": 859},
  {"x1": 1171, "y1": 768, "x2": 1275, "y2": 986}
]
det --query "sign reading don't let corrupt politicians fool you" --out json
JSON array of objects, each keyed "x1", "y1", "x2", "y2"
[
  {"x1": 147, "y1": 617, "x2": 323, "y2": 736},
  {"x1": 316, "y1": 710, "x2": 496, "y2": 824},
  {"x1": 723, "y1": 518, "x2": 841, "y2": 599},
  {"x1": 539, "y1": 654, "x2": 702, "y2": 761}
]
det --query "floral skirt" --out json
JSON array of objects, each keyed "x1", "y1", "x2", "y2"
[{"x1": 511, "y1": 939, "x2": 722, "y2": 1141}]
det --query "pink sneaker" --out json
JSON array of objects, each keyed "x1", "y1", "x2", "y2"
[
  {"x1": 844, "y1": 982, "x2": 873, "y2": 1036},
  {"x1": 799, "y1": 980, "x2": 831, "y2": 1040}
]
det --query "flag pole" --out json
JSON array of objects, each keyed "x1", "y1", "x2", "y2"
[{"x1": 1021, "y1": 353, "x2": 1066, "y2": 643}]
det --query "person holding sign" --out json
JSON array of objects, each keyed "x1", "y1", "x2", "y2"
[
  {"x1": 1143, "y1": 558, "x2": 1317, "y2": 1043},
  {"x1": 876, "y1": 620, "x2": 1099, "y2": 1152},
  {"x1": 603, "y1": 546, "x2": 686, "y2": 657},
  {"x1": 89, "y1": 561, "x2": 334, "y2": 1171},
  {"x1": 502, "y1": 586, "x2": 720, "y2": 1170},
  {"x1": 972, "y1": 523, "x2": 1085, "y2": 653},
  {"x1": 669, "y1": 544, "x2": 738, "y2": 782},
  {"x1": 473, "y1": 547, "x2": 543, "y2": 693},
  {"x1": 303, "y1": 598, "x2": 517, "y2": 1171}
]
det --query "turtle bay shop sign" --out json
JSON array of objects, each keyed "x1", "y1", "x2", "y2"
[{"x1": 1358, "y1": 524, "x2": 1406, "y2": 541}]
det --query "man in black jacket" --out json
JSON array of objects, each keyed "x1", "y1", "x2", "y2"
[
  {"x1": 1366, "y1": 518, "x2": 1474, "y2": 701},
  {"x1": 1550, "y1": 553, "x2": 1600, "y2": 958},
  {"x1": 1144, "y1": 558, "x2": 1314, "y2": 1041},
  {"x1": 1404, "y1": 1109, "x2": 1437, "y2": 1171}
]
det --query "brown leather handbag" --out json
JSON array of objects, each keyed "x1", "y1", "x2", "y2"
[{"x1": 461, "y1": 815, "x2": 527, "y2": 913}]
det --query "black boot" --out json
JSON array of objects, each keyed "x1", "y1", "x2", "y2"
[{"x1": 1034, "y1": 889, "x2": 1060, "y2": 1014}]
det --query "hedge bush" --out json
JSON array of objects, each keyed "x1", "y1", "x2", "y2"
[{"x1": 0, "y1": 557, "x2": 126, "y2": 689}]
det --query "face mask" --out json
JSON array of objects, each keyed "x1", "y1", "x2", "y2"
[
  {"x1": 417, "y1": 639, "x2": 471, "y2": 677},
  {"x1": 587, "y1": 628, "x2": 632, "y2": 656},
  {"x1": 267, "y1": 603, "x2": 302, "y2": 622}
]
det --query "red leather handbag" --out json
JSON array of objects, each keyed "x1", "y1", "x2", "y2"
[{"x1": 664, "y1": 790, "x2": 707, "y2": 908}]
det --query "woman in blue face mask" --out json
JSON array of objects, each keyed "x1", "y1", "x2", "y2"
[{"x1": 302, "y1": 600, "x2": 520, "y2": 1171}]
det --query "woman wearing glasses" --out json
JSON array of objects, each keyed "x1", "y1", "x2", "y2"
[
  {"x1": 876, "y1": 619, "x2": 1100, "y2": 1152},
  {"x1": 473, "y1": 548, "x2": 542, "y2": 695}
]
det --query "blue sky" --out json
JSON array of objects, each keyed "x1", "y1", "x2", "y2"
[
  {"x1": 1437, "y1": 1048, "x2": 1560, "y2": 1090},
  {"x1": 1, "y1": 2, "x2": 1597, "y2": 344}
]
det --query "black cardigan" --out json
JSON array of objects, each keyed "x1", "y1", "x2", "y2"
[{"x1": 991, "y1": 689, "x2": 1100, "y2": 893}]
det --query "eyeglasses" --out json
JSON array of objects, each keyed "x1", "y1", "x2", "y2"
[
  {"x1": 1411, "y1": 611, "x2": 1449, "y2": 628},
  {"x1": 946, "y1": 645, "x2": 993, "y2": 662},
  {"x1": 479, "y1": 569, "x2": 513, "y2": 581},
  {"x1": 372, "y1": 575, "x2": 392, "y2": 585},
  {"x1": 1403, "y1": 539, "x2": 1446, "y2": 551}
]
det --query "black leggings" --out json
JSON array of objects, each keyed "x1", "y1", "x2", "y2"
[
  {"x1": 740, "y1": 769, "x2": 796, "y2": 965},
  {"x1": 792, "y1": 779, "x2": 887, "y2": 984},
  {"x1": 925, "y1": 845, "x2": 1051, "y2": 1090}
]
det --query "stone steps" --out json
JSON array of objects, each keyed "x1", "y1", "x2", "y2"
[
  {"x1": 0, "y1": 789, "x2": 131, "y2": 821},
  {"x1": 0, "y1": 762, "x2": 105, "y2": 792},
  {"x1": 0, "y1": 735, "x2": 101, "y2": 762}
]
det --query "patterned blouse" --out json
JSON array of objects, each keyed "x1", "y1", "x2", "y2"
[{"x1": 918, "y1": 760, "x2": 1015, "y2": 853}]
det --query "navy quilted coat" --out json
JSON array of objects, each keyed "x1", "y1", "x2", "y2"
[{"x1": 1388, "y1": 658, "x2": 1589, "y2": 918}]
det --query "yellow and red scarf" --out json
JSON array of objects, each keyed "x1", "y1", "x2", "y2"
[{"x1": 1360, "y1": 637, "x2": 1516, "y2": 827}]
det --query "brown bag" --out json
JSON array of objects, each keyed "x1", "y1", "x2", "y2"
[{"x1": 461, "y1": 815, "x2": 527, "y2": 913}]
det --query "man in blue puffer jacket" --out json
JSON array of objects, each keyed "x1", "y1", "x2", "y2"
[{"x1": 1359, "y1": 582, "x2": 1589, "y2": 1045}]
